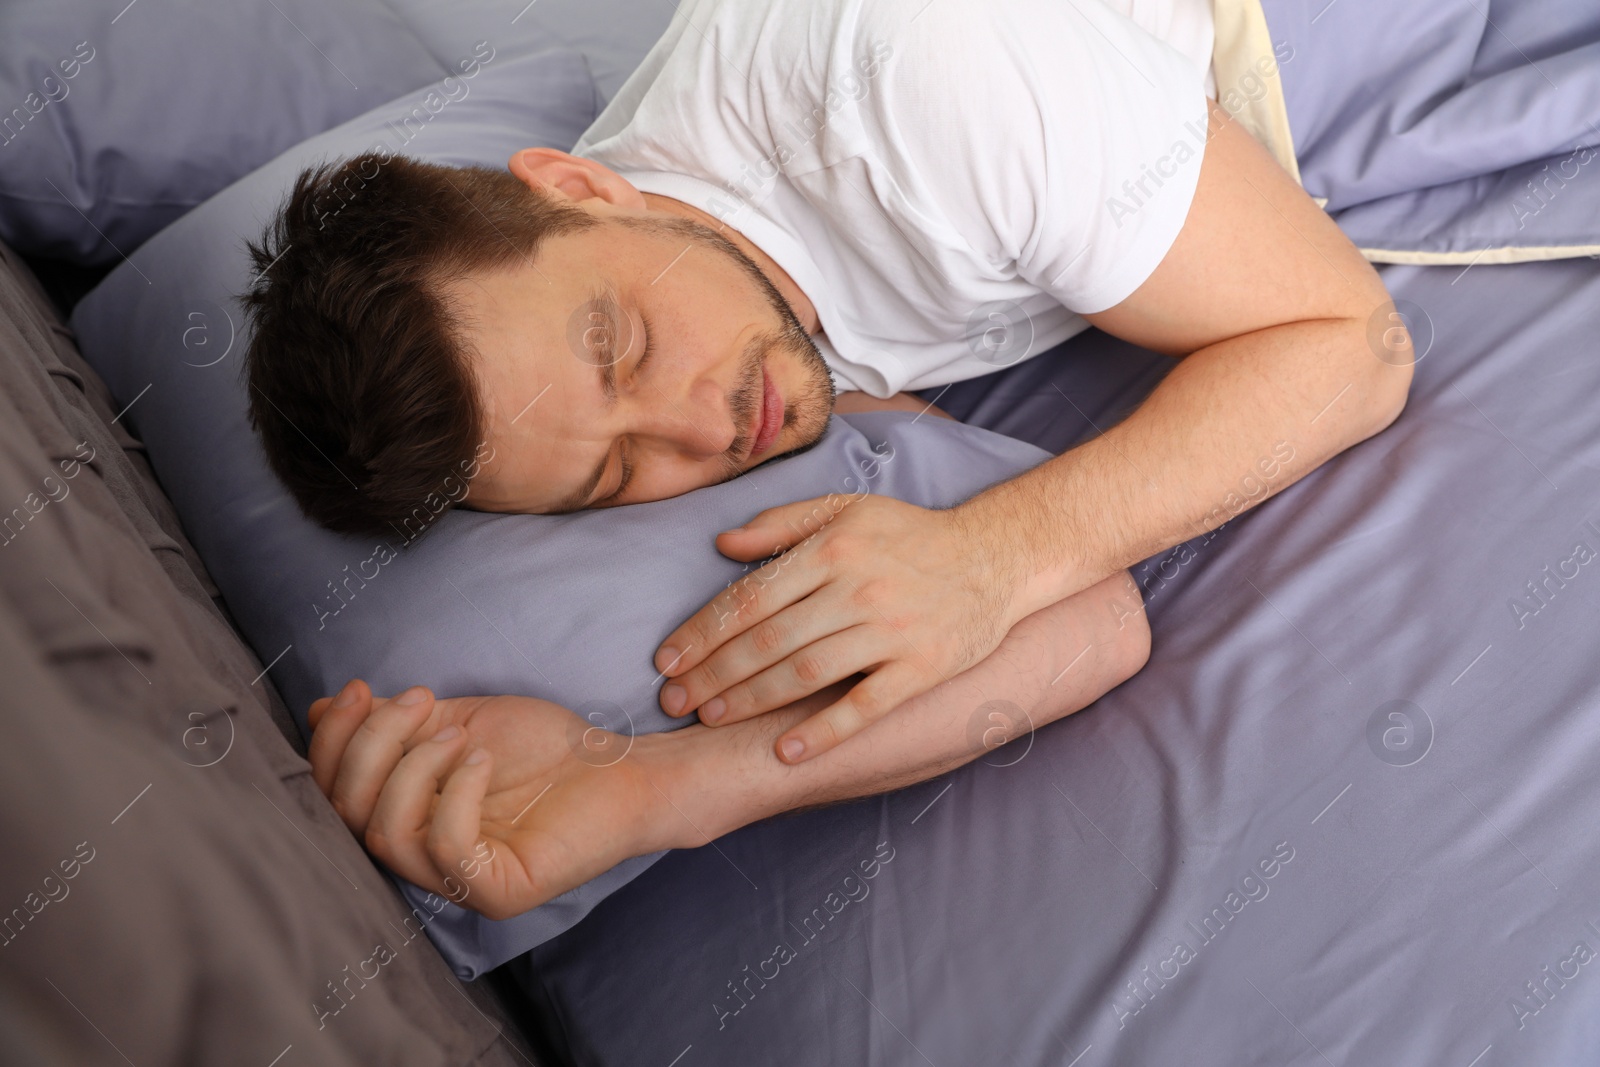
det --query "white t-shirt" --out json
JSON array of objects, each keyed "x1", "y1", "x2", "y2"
[{"x1": 575, "y1": 0, "x2": 1214, "y2": 397}]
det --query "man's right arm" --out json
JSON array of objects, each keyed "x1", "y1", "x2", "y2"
[
  {"x1": 307, "y1": 571, "x2": 1148, "y2": 919},
  {"x1": 659, "y1": 569, "x2": 1147, "y2": 841},
  {"x1": 831, "y1": 391, "x2": 955, "y2": 421}
]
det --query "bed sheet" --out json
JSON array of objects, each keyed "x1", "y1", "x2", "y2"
[
  {"x1": 511, "y1": 256, "x2": 1600, "y2": 1066},
  {"x1": 1261, "y1": 0, "x2": 1600, "y2": 261}
]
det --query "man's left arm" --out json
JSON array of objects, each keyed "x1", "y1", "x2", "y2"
[
  {"x1": 965, "y1": 97, "x2": 1413, "y2": 618},
  {"x1": 653, "y1": 101, "x2": 1413, "y2": 763}
]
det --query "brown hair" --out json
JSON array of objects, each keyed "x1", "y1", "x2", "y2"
[{"x1": 241, "y1": 153, "x2": 596, "y2": 538}]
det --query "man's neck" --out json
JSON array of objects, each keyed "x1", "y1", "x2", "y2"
[{"x1": 640, "y1": 192, "x2": 821, "y2": 337}]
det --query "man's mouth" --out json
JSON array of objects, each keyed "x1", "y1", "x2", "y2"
[{"x1": 748, "y1": 368, "x2": 784, "y2": 461}]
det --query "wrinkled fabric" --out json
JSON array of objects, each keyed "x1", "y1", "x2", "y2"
[
  {"x1": 1268, "y1": 0, "x2": 1600, "y2": 255},
  {"x1": 514, "y1": 258, "x2": 1600, "y2": 1065}
]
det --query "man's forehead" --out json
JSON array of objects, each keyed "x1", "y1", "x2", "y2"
[
  {"x1": 446, "y1": 259, "x2": 583, "y2": 385},
  {"x1": 444, "y1": 257, "x2": 616, "y2": 512},
  {"x1": 447, "y1": 254, "x2": 568, "y2": 325}
]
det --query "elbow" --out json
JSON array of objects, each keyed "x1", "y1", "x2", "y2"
[
  {"x1": 1108, "y1": 572, "x2": 1152, "y2": 689},
  {"x1": 1347, "y1": 304, "x2": 1417, "y2": 442},
  {"x1": 1033, "y1": 571, "x2": 1152, "y2": 724},
  {"x1": 1364, "y1": 354, "x2": 1413, "y2": 439}
]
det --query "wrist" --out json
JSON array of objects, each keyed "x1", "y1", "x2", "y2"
[
  {"x1": 631, "y1": 700, "x2": 828, "y2": 852},
  {"x1": 623, "y1": 732, "x2": 691, "y2": 853},
  {"x1": 628, "y1": 726, "x2": 751, "y2": 852},
  {"x1": 950, "y1": 486, "x2": 1085, "y2": 622}
]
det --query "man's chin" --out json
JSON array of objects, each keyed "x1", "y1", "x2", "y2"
[
  {"x1": 757, "y1": 402, "x2": 833, "y2": 468},
  {"x1": 783, "y1": 349, "x2": 837, "y2": 454},
  {"x1": 760, "y1": 434, "x2": 825, "y2": 466}
]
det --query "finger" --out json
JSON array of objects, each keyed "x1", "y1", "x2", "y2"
[
  {"x1": 660, "y1": 586, "x2": 866, "y2": 716},
  {"x1": 427, "y1": 750, "x2": 511, "y2": 917},
  {"x1": 775, "y1": 663, "x2": 928, "y2": 763},
  {"x1": 654, "y1": 539, "x2": 827, "y2": 679},
  {"x1": 712, "y1": 494, "x2": 854, "y2": 562},
  {"x1": 364, "y1": 725, "x2": 472, "y2": 893},
  {"x1": 307, "y1": 679, "x2": 374, "y2": 799},
  {"x1": 694, "y1": 624, "x2": 892, "y2": 727},
  {"x1": 327, "y1": 686, "x2": 437, "y2": 834},
  {"x1": 308, "y1": 677, "x2": 367, "y2": 732}
]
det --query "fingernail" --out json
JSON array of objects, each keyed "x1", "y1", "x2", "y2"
[
  {"x1": 661, "y1": 684, "x2": 686, "y2": 715},
  {"x1": 779, "y1": 738, "x2": 805, "y2": 762},
  {"x1": 701, "y1": 697, "x2": 726, "y2": 725},
  {"x1": 332, "y1": 681, "x2": 360, "y2": 708},
  {"x1": 465, "y1": 748, "x2": 489, "y2": 766},
  {"x1": 396, "y1": 687, "x2": 429, "y2": 706},
  {"x1": 657, "y1": 646, "x2": 681, "y2": 672},
  {"x1": 432, "y1": 726, "x2": 461, "y2": 743}
]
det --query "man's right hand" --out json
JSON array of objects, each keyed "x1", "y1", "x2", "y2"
[
  {"x1": 306, "y1": 682, "x2": 674, "y2": 920},
  {"x1": 304, "y1": 569, "x2": 1151, "y2": 920}
]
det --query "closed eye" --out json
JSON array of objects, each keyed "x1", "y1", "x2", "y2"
[
  {"x1": 583, "y1": 443, "x2": 629, "y2": 508},
  {"x1": 604, "y1": 448, "x2": 635, "y2": 506},
  {"x1": 635, "y1": 309, "x2": 657, "y2": 374},
  {"x1": 589, "y1": 310, "x2": 656, "y2": 509}
]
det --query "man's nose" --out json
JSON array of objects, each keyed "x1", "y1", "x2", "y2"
[{"x1": 634, "y1": 378, "x2": 738, "y2": 459}]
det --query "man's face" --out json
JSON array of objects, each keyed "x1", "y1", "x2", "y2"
[{"x1": 448, "y1": 211, "x2": 836, "y2": 513}]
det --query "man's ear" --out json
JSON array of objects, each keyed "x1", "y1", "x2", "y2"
[{"x1": 508, "y1": 148, "x2": 646, "y2": 210}]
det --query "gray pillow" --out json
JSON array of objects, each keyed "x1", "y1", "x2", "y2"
[
  {"x1": 315, "y1": 412, "x2": 1047, "y2": 976},
  {"x1": 0, "y1": 0, "x2": 447, "y2": 264},
  {"x1": 69, "y1": 48, "x2": 1051, "y2": 976}
]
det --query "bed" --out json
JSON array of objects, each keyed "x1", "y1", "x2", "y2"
[
  {"x1": 513, "y1": 253, "x2": 1600, "y2": 1065},
  {"x1": 14, "y1": 0, "x2": 1599, "y2": 1063}
]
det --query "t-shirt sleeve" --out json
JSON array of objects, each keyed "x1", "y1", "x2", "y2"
[{"x1": 861, "y1": 0, "x2": 1211, "y2": 314}]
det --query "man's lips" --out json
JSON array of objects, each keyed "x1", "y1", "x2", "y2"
[{"x1": 748, "y1": 369, "x2": 784, "y2": 460}]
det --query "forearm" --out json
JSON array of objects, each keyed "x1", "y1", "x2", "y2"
[
  {"x1": 966, "y1": 317, "x2": 1412, "y2": 617},
  {"x1": 639, "y1": 570, "x2": 1148, "y2": 847},
  {"x1": 832, "y1": 390, "x2": 955, "y2": 420}
]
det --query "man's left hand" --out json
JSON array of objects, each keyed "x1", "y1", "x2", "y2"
[{"x1": 654, "y1": 494, "x2": 1035, "y2": 763}]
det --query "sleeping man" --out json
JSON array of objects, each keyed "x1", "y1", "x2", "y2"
[{"x1": 244, "y1": 0, "x2": 1413, "y2": 917}]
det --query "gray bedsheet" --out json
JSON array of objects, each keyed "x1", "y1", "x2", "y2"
[{"x1": 511, "y1": 256, "x2": 1600, "y2": 1065}]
